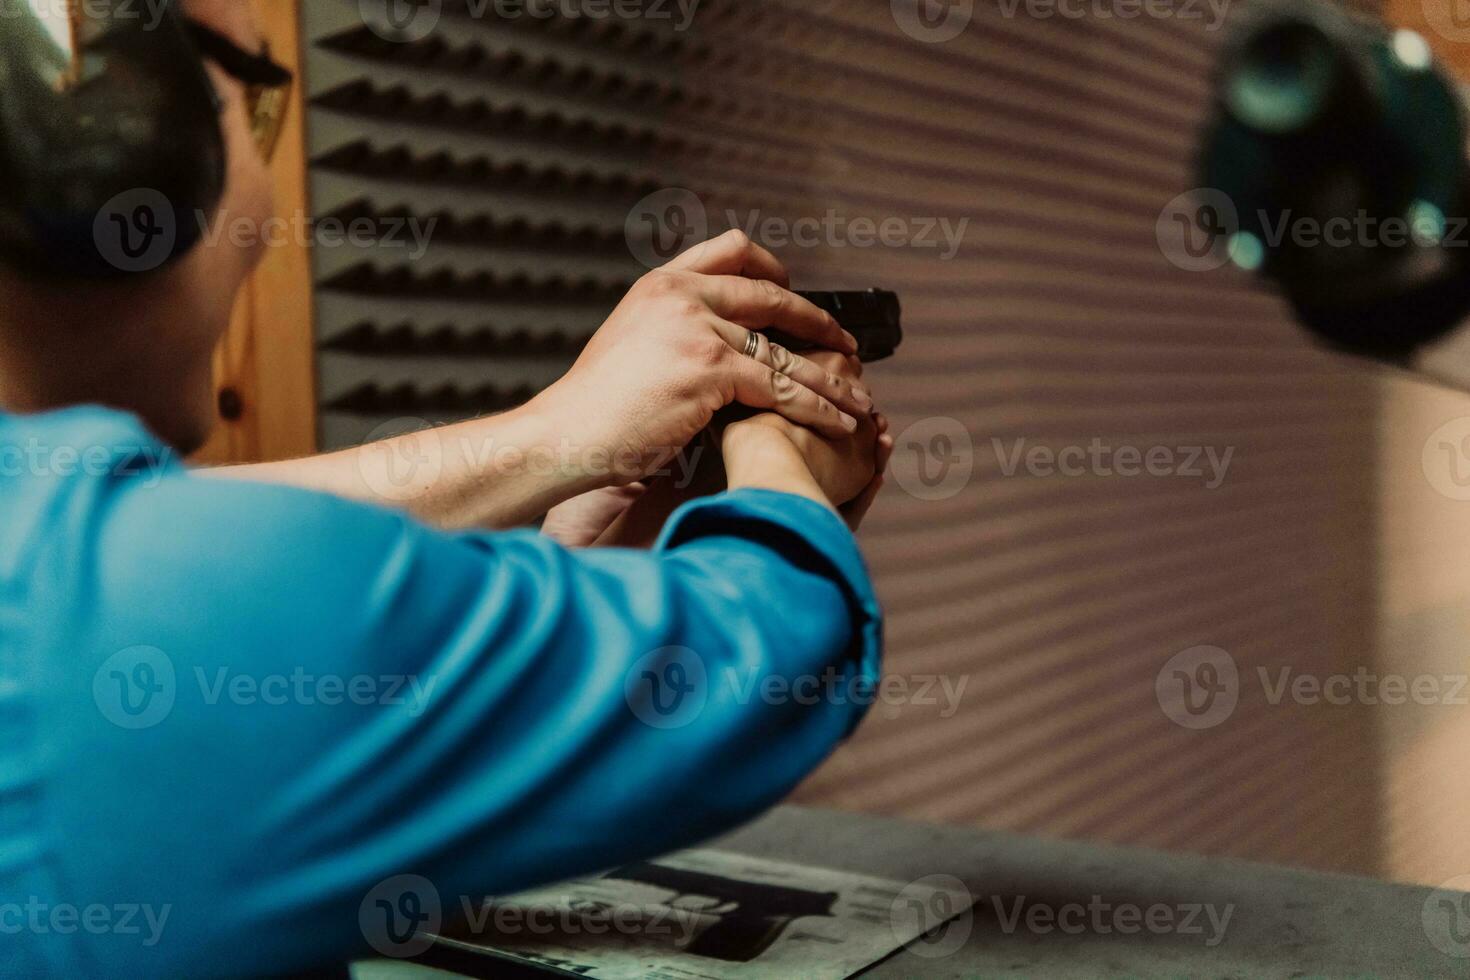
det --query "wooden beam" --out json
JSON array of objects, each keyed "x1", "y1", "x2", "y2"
[
  {"x1": 193, "y1": 0, "x2": 317, "y2": 465},
  {"x1": 1386, "y1": 0, "x2": 1470, "y2": 83}
]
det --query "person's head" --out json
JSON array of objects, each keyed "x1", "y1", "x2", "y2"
[{"x1": 0, "y1": 0, "x2": 282, "y2": 453}]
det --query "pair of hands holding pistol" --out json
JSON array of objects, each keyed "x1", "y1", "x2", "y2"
[
  {"x1": 213, "y1": 229, "x2": 892, "y2": 542},
  {"x1": 541, "y1": 229, "x2": 894, "y2": 548}
]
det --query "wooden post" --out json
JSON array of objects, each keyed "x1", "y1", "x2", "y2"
[
  {"x1": 192, "y1": 0, "x2": 317, "y2": 465},
  {"x1": 1386, "y1": 0, "x2": 1470, "y2": 80}
]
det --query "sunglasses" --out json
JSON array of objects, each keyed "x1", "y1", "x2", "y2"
[{"x1": 184, "y1": 19, "x2": 295, "y2": 161}]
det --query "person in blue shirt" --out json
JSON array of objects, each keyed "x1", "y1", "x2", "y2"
[{"x1": 0, "y1": 2, "x2": 890, "y2": 977}]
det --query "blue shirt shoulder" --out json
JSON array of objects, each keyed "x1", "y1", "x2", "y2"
[{"x1": 0, "y1": 407, "x2": 882, "y2": 979}]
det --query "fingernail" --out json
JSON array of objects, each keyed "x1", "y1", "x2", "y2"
[
  {"x1": 855, "y1": 389, "x2": 874, "y2": 412},
  {"x1": 841, "y1": 412, "x2": 859, "y2": 431},
  {"x1": 842, "y1": 329, "x2": 858, "y2": 352}
]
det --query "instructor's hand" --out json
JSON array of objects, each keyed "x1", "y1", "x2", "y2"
[
  {"x1": 722, "y1": 351, "x2": 894, "y2": 530},
  {"x1": 536, "y1": 230, "x2": 874, "y2": 486}
]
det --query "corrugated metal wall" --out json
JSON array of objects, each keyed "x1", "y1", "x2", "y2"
[
  {"x1": 304, "y1": 0, "x2": 1470, "y2": 882},
  {"x1": 734, "y1": 1, "x2": 1385, "y2": 877}
]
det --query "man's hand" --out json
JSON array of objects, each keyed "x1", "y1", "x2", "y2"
[
  {"x1": 547, "y1": 351, "x2": 892, "y2": 547},
  {"x1": 216, "y1": 232, "x2": 875, "y2": 532},
  {"x1": 534, "y1": 230, "x2": 874, "y2": 488}
]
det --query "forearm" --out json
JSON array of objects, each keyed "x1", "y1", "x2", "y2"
[
  {"x1": 202, "y1": 395, "x2": 610, "y2": 529},
  {"x1": 722, "y1": 421, "x2": 836, "y2": 512},
  {"x1": 593, "y1": 422, "x2": 837, "y2": 550}
]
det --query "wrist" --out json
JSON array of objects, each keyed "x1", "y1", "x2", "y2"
[
  {"x1": 722, "y1": 416, "x2": 793, "y2": 467},
  {"x1": 722, "y1": 422, "x2": 834, "y2": 511},
  {"x1": 519, "y1": 388, "x2": 622, "y2": 495},
  {"x1": 436, "y1": 397, "x2": 614, "y2": 528}
]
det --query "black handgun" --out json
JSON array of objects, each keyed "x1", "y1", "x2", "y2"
[
  {"x1": 777, "y1": 289, "x2": 903, "y2": 363},
  {"x1": 602, "y1": 860, "x2": 839, "y2": 963}
]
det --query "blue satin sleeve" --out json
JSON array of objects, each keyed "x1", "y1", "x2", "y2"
[{"x1": 8, "y1": 410, "x2": 881, "y2": 979}]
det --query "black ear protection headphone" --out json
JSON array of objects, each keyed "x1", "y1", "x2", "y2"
[{"x1": 0, "y1": 0, "x2": 292, "y2": 278}]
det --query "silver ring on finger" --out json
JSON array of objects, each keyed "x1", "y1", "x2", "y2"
[{"x1": 743, "y1": 329, "x2": 761, "y2": 359}]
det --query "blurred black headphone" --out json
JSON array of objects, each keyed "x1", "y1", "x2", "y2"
[{"x1": 0, "y1": 0, "x2": 292, "y2": 278}]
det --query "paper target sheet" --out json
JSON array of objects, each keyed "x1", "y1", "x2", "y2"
[{"x1": 423, "y1": 848, "x2": 976, "y2": 979}]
